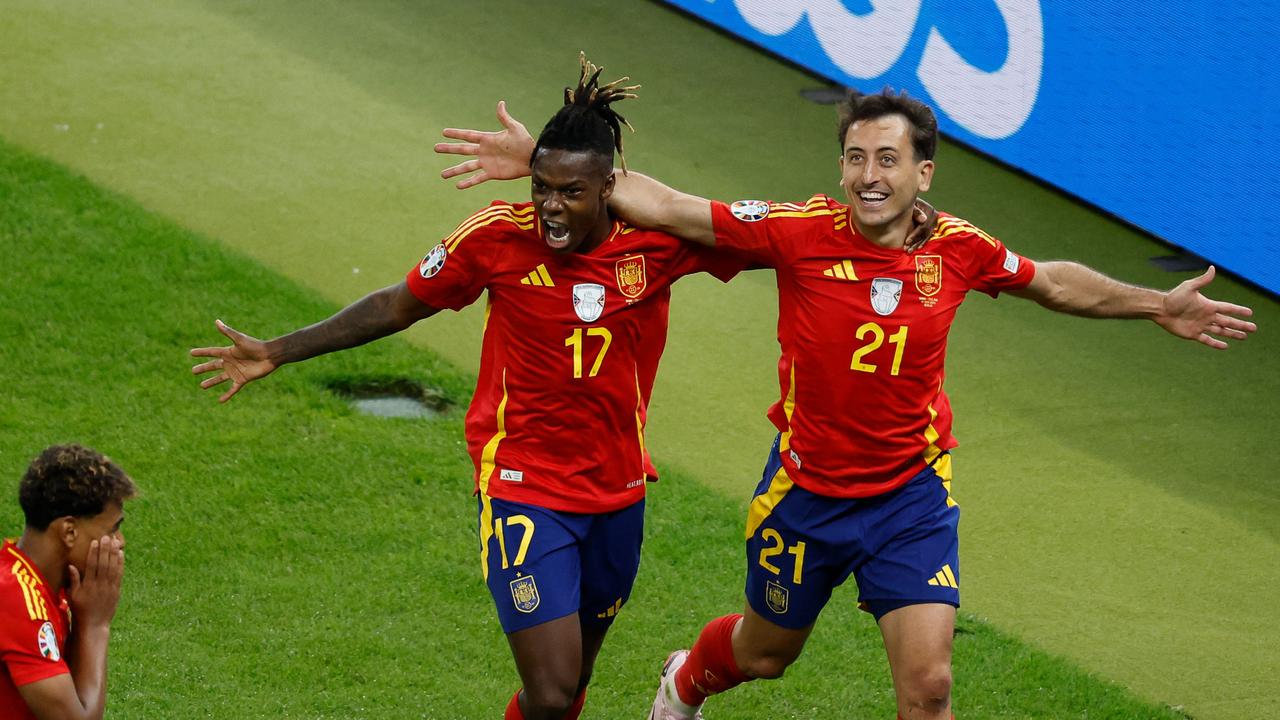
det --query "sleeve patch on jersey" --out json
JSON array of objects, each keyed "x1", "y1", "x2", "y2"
[
  {"x1": 730, "y1": 200, "x2": 770, "y2": 222},
  {"x1": 37, "y1": 621, "x2": 60, "y2": 662},
  {"x1": 1002, "y1": 249, "x2": 1020, "y2": 274},
  {"x1": 419, "y1": 243, "x2": 448, "y2": 279}
]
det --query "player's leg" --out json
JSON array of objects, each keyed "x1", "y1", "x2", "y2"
[
  {"x1": 481, "y1": 495, "x2": 590, "y2": 720},
  {"x1": 571, "y1": 498, "x2": 646, "y2": 715},
  {"x1": 652, "y1": 436, "x2": 851, "y2": 719},
  {"x1": 857, "y1": 454, "x2": 961, "y2": 720},
  {"x1": 878, "y1": 603, "x2": 955, "y2": 720},
  {"x1": 506, "y1": 613, "x2": 586, "y2": 719}
]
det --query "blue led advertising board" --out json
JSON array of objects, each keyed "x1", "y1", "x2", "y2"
[{"x1": 661, "y1": 0, "x2": 1278, "y2": 292}]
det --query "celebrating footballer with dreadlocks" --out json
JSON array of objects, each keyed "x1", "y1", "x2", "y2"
[{"x1": 192, "y1": 54, "x2": 743, "y2": 719}]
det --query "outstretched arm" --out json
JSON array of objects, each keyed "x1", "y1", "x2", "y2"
[
  {"x1": 437, "y1": 101, "x2": 536, "y2": 189},
  {"x1": 1010, "y1": 263, "x2": 1256, "y2": 349},
  {"x1": 190, "y1": 282, "x2": 439, "y2": 402}
]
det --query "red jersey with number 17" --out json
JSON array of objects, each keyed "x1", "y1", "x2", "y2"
[
  {"x1": 407, "y1": 201, "x2": 741, "y2": 513},
  {"x1": 711, "y1": 196, "x2": 1036, "y2": 498},
  {"x1": 1, "y1": 540, "x2": 71, "y2": 720}
]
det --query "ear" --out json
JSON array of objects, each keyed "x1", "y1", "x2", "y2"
[
  {"x1": 917, "y1": 159, "x2": 935, "y2": 193},
  {"x1": 600, "y1": 170, "x2": 616, "y2": 201},
  {"x1": 55, "y1": 516, "x2": 78, "y2": 550}
]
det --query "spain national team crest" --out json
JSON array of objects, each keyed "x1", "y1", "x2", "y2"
[
  {"x1": 915, "y1": 254, "x2": 943, "y2": 297},
  {"x1": 37, "y1": 621, "x2": 60, "y2": 662},
  {"x1": 870, "y1": 277, "x2": 903, "y2": 316},
  {"x1": 510, "y1": 574, "x2": 540, "y2": 614},
  {"x1": 418, "y1": 243, "x2": 447, "y2": 279},
  {"x1": 572, "y1": 283, "x2": 606, "y2": 323},
  {"x1": 765, "y1": 580, "x2": 789, "y2": 615},
  {"x1": 615, "y1": 255, "x2": 647, "y2": 300}
]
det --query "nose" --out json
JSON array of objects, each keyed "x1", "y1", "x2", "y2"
[
  {"x1": 861, "y1": 161, "x2": 880, "y2": 185},
  {"x1": 542, "y1": 191, "x2": 565, "y2": 214}
]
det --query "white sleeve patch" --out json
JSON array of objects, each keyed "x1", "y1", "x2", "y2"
[
  {"x1": 1002, "y1": 249, "x2": 1020, "y2": 274},
  {"x1": 730, "y1": 200, "x2": 770, "y2": 222}
]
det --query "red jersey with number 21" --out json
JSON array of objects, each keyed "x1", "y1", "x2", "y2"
[
  {"x1": 407, "y1": 201, "x2": 741, "y2": 514},
  {"x1": 711, "y1": 196, "x2": 1035, "y2": 498}
]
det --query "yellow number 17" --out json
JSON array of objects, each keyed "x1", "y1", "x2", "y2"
[{"x1": 565, "y1": 327, "x2": 613, "y2": 378}]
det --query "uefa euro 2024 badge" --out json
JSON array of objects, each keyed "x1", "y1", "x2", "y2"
[
  {"x1": 419, "y1": 243, "x2": 447, "y2": 279},
  {"x1": 730, "y1": 199, "x2": 770, "y2": 222},
  {"x1": 37, "y1": 621, "x2": 60, "y2": 662}
]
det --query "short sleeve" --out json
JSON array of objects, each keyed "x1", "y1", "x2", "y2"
[
  {"x1": 710, "y1": 200, "x2": 783, "y2": 268},
  {"x1": 0, "y1": 591, "x2": 69, "y2": 688},
  {"x1": 941, "y1": 216, "x2": 1036, "y2": 297},
  {"x1": 669, "y1": 239, "x2": 749, "y2": 284},
  {"x1": 404, "y1": 206, "x2": 503, "y2": 311}
]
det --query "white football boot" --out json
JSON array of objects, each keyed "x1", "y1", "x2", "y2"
[{"x1": 648, "y1": 650, "x2": 704, "y2": 720}]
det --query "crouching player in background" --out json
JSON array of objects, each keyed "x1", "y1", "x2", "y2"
[
  {"x1": 1, "y1": 444, "x2": 134, "y2": 720},
  {"x1": 190, "y1": 56, "x2": 744, "y2": 720}
]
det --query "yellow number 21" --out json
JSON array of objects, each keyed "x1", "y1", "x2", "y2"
[{"x1": 850, "y1": 322, "x2": 908, "y2": 376}]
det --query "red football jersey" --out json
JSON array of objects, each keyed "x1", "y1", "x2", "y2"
[
  {"x1": 0, "y1": 540, "x2": 70, "y2": 719},
  {"x1": 711, "y1": 196, "x2": 1036, "y2": 497},
  {"x1": 407, "y1": 201, "x2": 741, "y2": 513}
]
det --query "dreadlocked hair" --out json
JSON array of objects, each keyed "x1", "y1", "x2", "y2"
[{"x1": 533, "y1": 52, "x2": 640, "y2": 172}]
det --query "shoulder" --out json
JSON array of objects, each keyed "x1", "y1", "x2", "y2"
[
  {"x1": 930, "y1": 212, "x2": 999, "y2": 248},
  {"x1": 0, "y1": 561, "x2": 51, "y2": 633},
  {"x1": 443, "y1": 200, "x2": 539, "y2": 251},
  {"x1": 763, "y1": 195, "x2": 844, "y2": 220}
]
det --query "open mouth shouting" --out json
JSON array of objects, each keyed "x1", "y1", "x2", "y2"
[{"x1": 544, "y1": 220, "x2": 572, "y2": 250}]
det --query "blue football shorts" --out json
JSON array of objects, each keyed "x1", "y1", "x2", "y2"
[
  {"x1": 744, "y1": 435, "x2": 960, "y2": 628},
  {"x1": 478, "y1": 495, "x2": 645, "y2": 634}
]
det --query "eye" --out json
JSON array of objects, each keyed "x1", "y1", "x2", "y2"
[{"x1": 881, "y1": 155, "x2": 897, "y2": 167}]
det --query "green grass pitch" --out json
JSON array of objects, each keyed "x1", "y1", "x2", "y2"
[{"x1": 1, "y1": 0, "x2": 1277, "y2": 717}]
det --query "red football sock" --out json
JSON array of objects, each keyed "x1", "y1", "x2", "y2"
[
  {"x1": 504, "y1": 689, "x2": 524, "y2": 720},
  {"x1": 674, "y1": 614, "x2": 749, "y2": 706},
  {"x1": 563, "y1": 688, "x2": 587, "y2": 720}
]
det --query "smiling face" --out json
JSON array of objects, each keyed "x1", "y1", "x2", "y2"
[
  {"x1": 530, "y1": 148, "x2": 615, "y2": 254},
  {"x1": 839, "y1": 113, "x2": 935, "y2": 247}
]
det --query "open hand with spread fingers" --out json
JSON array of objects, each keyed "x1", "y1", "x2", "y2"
[
  {"x1": 1155, "y1": 266, "x2": 1257, "y2": 349},
  {"x1": 189, "y1": 319, "x2": 277, "y2": 402},
  {"x1": 435, "y1": 100, "x2": 536, "y2": 189}
]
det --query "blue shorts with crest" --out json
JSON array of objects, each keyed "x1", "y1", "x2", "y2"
[
  {"x1": 479, "y1": 495, "x2": 644, "y2": 634},
  {"x1": 744, "y1": 435, "x2": 960, "y2": 628}
]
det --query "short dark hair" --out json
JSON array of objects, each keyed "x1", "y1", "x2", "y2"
[
  {"x1": 19, "y1": 444, "x2": 136, "y2": 530},
  {"x1": 532, "y1": 53, "x2": 639, "y2": 171},
  {"x1": 836, "y1": 88, "x2": 938, "y2": 162}
]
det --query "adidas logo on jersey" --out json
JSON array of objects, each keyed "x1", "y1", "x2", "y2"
[
  {"x1": 822, "y1": 260, "x2": 859, "y2": 280},
  {"x1": 520, "y1": 264, "x2": 555, "y2": 287}
]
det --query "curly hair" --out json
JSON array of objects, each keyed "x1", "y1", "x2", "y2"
[
  {"x1": 533, "y1": 52, "x2": 640, "y2": 171},
  {"x1": 836, "y1": 87, "x2": 938, "y2": 163},
  {"x1": 19, "y1": 444, "x2": 136, "y2": 530}
]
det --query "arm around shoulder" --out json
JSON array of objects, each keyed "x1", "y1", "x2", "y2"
[{"x1": 610, "y1": 171, "x2": 716, "y2": 247}]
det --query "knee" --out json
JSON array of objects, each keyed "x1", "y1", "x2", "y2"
[
  {"x1": 899, "y1": 663, "x2": 952, "y2": 714},
  {"x1": 739, "y1": 651, "x2": 798, "y2": 680},
  {"x1": 521, "y1": 683, "x2": 577, "y2": 718}
]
